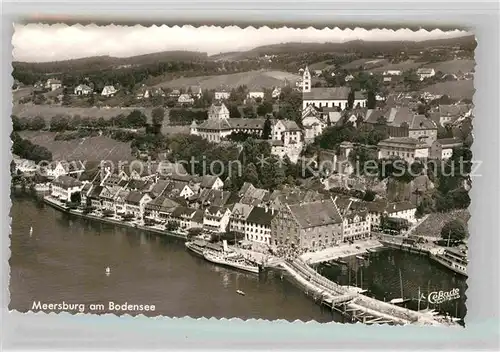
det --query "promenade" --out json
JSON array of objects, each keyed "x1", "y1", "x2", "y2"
[{"x1": 300, "y1": 239, "x2": 384, "y2": 264}]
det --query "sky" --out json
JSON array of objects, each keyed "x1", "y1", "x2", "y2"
[{"x1": 12, "y1": 24, "x2": 471, "y2": 63}]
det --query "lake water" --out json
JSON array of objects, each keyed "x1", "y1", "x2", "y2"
[{"x1": 9, "y1": 190, "x2": 466, "y2": 322}]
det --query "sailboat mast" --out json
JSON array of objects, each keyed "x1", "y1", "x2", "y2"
[
  {"x1": 417, "y1": 286, "x2": 421, "y2": 311},
  {"x1": 427, "y1": 280, "x2": 430, "y2": 309},
  {"x1": 399, "y1": 269, "x2": 404, "y2": 299}
]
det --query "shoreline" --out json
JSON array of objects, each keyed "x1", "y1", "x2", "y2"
[{"x1": 42, "y1": 195, "x2": 188, "y2": 240}]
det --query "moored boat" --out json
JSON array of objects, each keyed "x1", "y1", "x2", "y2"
[
  {"x1": 34, "y1": 183, "x2": 51, "y2": 192},
  {"x1": 430, "y1": 248, "x2": 468, "y2": 277},
  {"x1": 185, "y1": 239, "x2": 223, "y2": 257},
  {"x1": 203, "y1": 250, "x2": 260, "y2": 274}
]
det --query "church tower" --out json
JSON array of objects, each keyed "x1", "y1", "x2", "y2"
[{"x1": 302, "y1": 66, "x2": 311, "y2": 93}]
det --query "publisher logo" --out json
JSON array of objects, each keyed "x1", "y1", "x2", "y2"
[{"x1": 426, "y1": 288, "x2": 460, "y2": 304}]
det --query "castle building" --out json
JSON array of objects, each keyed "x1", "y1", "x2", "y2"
[{"x1": 190, "y1": 103, "x2": 268, "y2": 143}]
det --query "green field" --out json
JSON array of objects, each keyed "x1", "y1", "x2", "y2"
[
  {"x1": 18, "y1": 131, "x2": 133, "y2": 162},
  {"x1": 421, "y1": 80, "x2": 475, "y2": 100},
  {"x1": 423, "y1": 59, "x2": 475, "y2": 74},
  {"x1": 368, "y1": 60, "x2": 423, "y2": 74},
  {"x1": 150, "y1": 70, "x2": 300, "y2": 90}
]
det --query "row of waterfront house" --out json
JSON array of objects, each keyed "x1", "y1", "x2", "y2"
[{"x1": 46, "y1": 163, "x2": 417, "y2": 251}]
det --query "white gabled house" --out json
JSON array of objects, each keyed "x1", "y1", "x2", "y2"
[
  {"x1": 170, "y1": 206, "x2": 204, "y2": 230},
  {"x1": 101, "y1": 85, "x2": 118, "y2": 97},
  {"x1": 214, "y1": 91, "x2": 230, "y2": 100},
  {"x1": 50, "y1": 175, "x2": 84, "y2": 203},
  {"x1": 203, "y1": 206, "x2": 231, "y2": 234},
  {"x1": 124, "y1": 191, "x2": 152, "y2": 219},
  {"x1": 44, "y1": 161, "x2": 86, "y2": 180},
  {"x1": 178, "y1": 94, "x2": 194, "y2": 105},
  {"x1": 74, "y1": 84, "x2": 93, "y2": 96}
]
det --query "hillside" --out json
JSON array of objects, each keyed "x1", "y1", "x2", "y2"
[
  {"x1": 422, "y1": 59, "x2": 475, "y2": 74},
  {"x1": 150, "y1": 70, "x2": 300, "y2": 90},
  {"x1": 213, "y1": 35, "x2": 475, "y2": 61},
  {"x1": 420, "y1": 80, "x2": 475, "y2": 100},
  {"x1": 12, "y1": 105, "x2": 153, "y2": 122},
  {"x1": 13, "y1": 51, "x2": 208, "y2": 74},
  {"x1": 18, "y1": 131, "x2": 132, "y2": 161}
]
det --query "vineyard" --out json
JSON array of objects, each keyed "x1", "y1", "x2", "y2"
[{"x1": 18, "y1": 131, "x2": 133, "y2": 162}]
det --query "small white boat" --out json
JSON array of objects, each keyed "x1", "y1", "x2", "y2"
[
  {"x1": 29, "y1": 226, "x2": 33, "y2": 236},
  {"x1": 236, "y1": 290, "x2": 245, "y2": 296},
  {"x1": 390, "y1": 297, "x2": 411, "y2": 305},
  {"x1": 105, "y1": 267, "x2": 111, "y2": 274},
  {"x1": 355, "y1": 255, "x2": 365, "y2": 260}
]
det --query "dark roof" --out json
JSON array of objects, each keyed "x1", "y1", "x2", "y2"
[
  {"x1": 192, "y1": 210, "x2": 204, "y2": 223},
  {"x1": 409, "y1": 115, "x2": 437, "y2": 130},
  {"x1": 171, "y1": 206, "x2": 197, "y2": 218},
  {"x1": 150, "y1": 180, "x2": 170, "y2": 198},
  {"x1": 145, "y1": 195, "x2": 179, "y2": 212},
  {"x1": 378, "y1": 137, "x2": 426, "y2": 147},
  {"x1": 200, "y1": 175, "x2": 219, "y2": 189},
  {"x1": 230, "y1": 203, "x2": 255, "y2": 220},
  {"x1": 302, "y1": 87, "x2": 350, "y2": 100},
  {"x1": 277, "y1": 120, "x2": 301, "y2": 132},
  {"x1": 228, "y1": 118, "x2": 267, "y2": 130},
  {"x1": 81, "y1": 183, "x2": 92, "y2": 194},
  {"x1": 435, "y1": 138, "x2": 463, "y2": 147},
  {"x1": 197, "y1": 118, "x2": 232, "y2": 131},
  {"x1": 88, "y1": 185, "x2": 104, "y2": 199},
  {"x1": 126, "y1": 179, "x2": 149, "y2": 191},
  {"x1": 288, "y1": 199, "x2": 343, "y2": 229},
  {"x1": 246, "y1": 207, "x2": 276, "y2": 226},
  {"x1": 439, "y1": 104, "x2": 469, "y2": 117},
  {"x1": 170, "y1": 172, "x2": 194, "y2": 183},
  {"x1": 125, "y1": 191, "x2": 145, "y2": 205},
  {"x1": 198, "y1": 189, "x2": 231, "y2": 207}
]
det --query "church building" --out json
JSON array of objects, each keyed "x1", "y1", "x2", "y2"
[{"x1": 301, "y1": 66, "x2": 367, "y2": 110}]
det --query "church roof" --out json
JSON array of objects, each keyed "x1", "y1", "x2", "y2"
[{"x1": 303, "y1": 87, "x2": 350, "y2": 100}]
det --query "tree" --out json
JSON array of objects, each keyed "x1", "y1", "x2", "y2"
[
  {"x1": 11, "y1": 115, "x2": 27, "y2": 131},
  {"x1": 363, "y1": 189, "x2": 376, "y2": 201},
  {"x1": 152, "y1": 107, "x2": 165, "y2": 126},
  {"x1": 257, "y1": 101, "x2": 273, "y2": 116},
  {"x1": 243, "y1": 162, "x2": 260, "y2": 186},
  {"x1": 347, "y1": 90, "x2": 355, "y2": 109},
  {"x1": 242, "y1": 105, "x2": 257, "y2": 119},
  {"x1": 366, "y1": 91, "x2": 376, "y2": 109},
  {"x1": 262, "y1": 117, "x2": 272, "y2": 140},
  {"x1": 49, "y1": 115, "x2": 69, "y2": 132},
  {"x1": 440, "y1": 219, "x2": 468, "y2": 242},
  {"x1": 28, "y1": 116, "x2": 46, "y2": 130},
  {"x1": 166, "y1": 221, "x2": 180, "y2": 232},
  {"x1": 402, "y1": 69, "x2": 420, "y2": 90}
]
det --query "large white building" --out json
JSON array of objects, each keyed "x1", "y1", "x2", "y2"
[
  {"x1": 377, "y1": 137, "x2": 430, "y2": 163},
  {"x1": 50, "y1": 175, "x2": 84, "y2": 202},
  {"x1": 270, "y1": 120, "x2": 304, "y2": 163},
  {"x1": 191, "y1": 103, "x2": 268, "y2": 143},
  {"x1": 301, "y1": 66, "x2": 366, "y2": 110}
]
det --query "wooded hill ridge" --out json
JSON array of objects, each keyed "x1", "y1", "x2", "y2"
[{"x1": 14, "y1": 34, "x2": 475, "y2": 71}]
